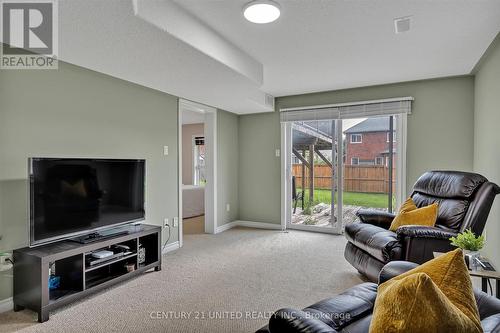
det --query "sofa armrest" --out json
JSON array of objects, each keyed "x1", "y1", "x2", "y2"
[
  {"x1": 475, "y1": 288, "x2": 500, "y2": 320},
  {"x1": 396, "y1": 226, "x2": 457, "y2": 263},
  {"x1": 396, "y1": 226, "x2": 457, "y2": 240},
  {"x1": 482, "y1": 313, "x2": 500, "y2": 333},
  {"x1": 356, "y1": 209, "x2": 395, "y2": 229},
  {"x1": 269, "y1": 308, "x2": 337, "y2": 333},
  {"x1": 378, "y1": 261, "x2": 419, "y2": 285}
]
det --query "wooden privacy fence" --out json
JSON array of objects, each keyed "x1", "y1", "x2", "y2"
[{"x1": 292, "y1": 164, "x2": 396, "y2": 194}]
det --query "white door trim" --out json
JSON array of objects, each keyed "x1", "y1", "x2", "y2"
[
  {"x1": 178, "y1": 100, "x2": 218, "y2": 248},
  {"x1": 178, "y1": 100, "x2": 183, "y2": 247},
  {"x1": 282, "y1": 122, "x2": 340, "y2": 235},
  {"x1": 333, "y1": 119, "x2": 343, "y2": 234},
  {"x1": 280, "y1": 122, "x2": 291, "y2": 231},
  {"x1": 396, "y1": 113, "x2": 408, "y2": 207},
  {"x1": 204, "y1": 107, "x2": 217, "y2": 234}
]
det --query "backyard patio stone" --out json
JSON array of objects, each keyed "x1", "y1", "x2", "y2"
[{"x1": 292, "y1": 202, "x2": 388, "y2": 231}]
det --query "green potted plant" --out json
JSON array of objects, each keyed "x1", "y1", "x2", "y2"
[{"x1": 449, "y1": 229, "x2": 485, "y2": 269}]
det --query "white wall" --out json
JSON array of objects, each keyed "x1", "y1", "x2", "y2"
[{"x1": 182, "y1": 123, "x2": 204, "y2": 185}]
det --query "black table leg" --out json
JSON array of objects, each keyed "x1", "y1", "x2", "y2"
[
  {"x1": 482, "y1": 277, "x2": 488, "y2": 294},
  {"x1": 496, "y1": 280, "x2": 500, "y2": 299},
  {"x1": 13, "y1": 304, "x2": 24, "y2": 312},
  {"x1": 38, "y1": 309, "x2": 49, "y2": 323}
]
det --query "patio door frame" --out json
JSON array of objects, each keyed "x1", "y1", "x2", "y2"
[
  {"x1": 281, "y1": 112, "x2": 408, "y2": 234},
  {"x1": 281, "y1": 121, "x2": 341, "y2": 234}
]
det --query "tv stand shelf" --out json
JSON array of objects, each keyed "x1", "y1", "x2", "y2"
[
  {"x1": 13, "y1": 224, "x2": 161, "y2": 322},
  {"x1": 85, "y1": 253, "x2": 137, "y2": 272}
]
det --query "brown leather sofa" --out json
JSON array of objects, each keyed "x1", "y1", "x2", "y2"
[
  {"x1": 344, "y1": 170, "x2": 500, "y2": 282},
  {"x1": 256, "y1": 261, "x2": 500, "y2": 333}
]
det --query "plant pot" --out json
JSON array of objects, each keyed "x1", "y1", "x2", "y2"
[{"x1": 464, "y1": 250, "x2": 481, "y2": 270}]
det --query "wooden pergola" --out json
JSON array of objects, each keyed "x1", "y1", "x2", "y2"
[
  {"x1": 292, "y1": 122, "x2": 335, "y2": 204},
  {"x1": 292, "y1": 116, "x2": 396, "y2": 213}
]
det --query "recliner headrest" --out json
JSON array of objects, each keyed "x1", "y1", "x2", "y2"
[{"x1": 413, "y1": 171, "x2": 487, "y2": 199}]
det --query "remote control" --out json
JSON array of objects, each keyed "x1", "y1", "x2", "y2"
[{"x1": 477, "y1": 258, "x2": 496, "y2": 271}]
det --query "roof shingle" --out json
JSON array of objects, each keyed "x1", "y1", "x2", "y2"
[{"x1": 344, "y1": 117, "x2": 395, "y2": 134}]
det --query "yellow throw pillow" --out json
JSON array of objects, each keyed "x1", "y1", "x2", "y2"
[
  {"x1": 369, "y1": 272, "x2": 481, "y2": 333},
  {"x1": 389, "y1": 199, "x2": 438, "y2": 232},
  {"x1": 398, "y1": 197, "x2": 417, "y2": 213},
  {"x1": 369, "y1": 249, "x2": 482, "y2": 333}
]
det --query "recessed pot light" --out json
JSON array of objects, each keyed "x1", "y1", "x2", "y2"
[{"x1": 243, "y1": 0, "x2": 281, "y2": 24}]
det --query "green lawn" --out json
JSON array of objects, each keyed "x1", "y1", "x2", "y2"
[{"x1": 299, "y1": 188, "x2": 392, "y2": 209}]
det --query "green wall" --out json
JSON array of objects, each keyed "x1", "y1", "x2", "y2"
[
  {"x1": 474, "y1": 33, "x2": 500, "y2": 267},
  {"x1": 217, "y1": 110, "x2": 239, "y2": 225},
  {"x1": 239, "y1": 76, "x2": 475, "y2": 224},
  {"x1": 0, "y1": 61, "x2": 180, "y2": 301},
  {"x1": 239, "y1": 112, "x2": 281, "y2": 223},
  {"x1": 0, "y1": 59, "x2": 243, "y2": 303}
]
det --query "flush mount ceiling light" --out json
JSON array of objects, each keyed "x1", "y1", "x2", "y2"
[{"x1": 243, "y1": 0, "x2": 281, "y2": 24}]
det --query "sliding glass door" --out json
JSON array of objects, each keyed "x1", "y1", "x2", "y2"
[
  {"x1": 282, "y1": 100, "x2": 410, "y2": 234},
  {"x1": 289, "y1": 119, "x2": 339, "y2": 230}
]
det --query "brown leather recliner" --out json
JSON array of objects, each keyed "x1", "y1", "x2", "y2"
[{"x1": 344, "y1": 170, "x2": 500, "y2": 282}]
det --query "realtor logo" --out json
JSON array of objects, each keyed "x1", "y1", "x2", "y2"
[{"x1": 1, "y1": 0, "x2": 58, "y2": 69}]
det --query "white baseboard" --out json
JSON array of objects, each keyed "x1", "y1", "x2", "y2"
[
  {"x1": 215, "y1": 221, "x2": 239, "y2": 234},
  {"x1": 0, "y1": 297, "x2": 13, "y2": 313},
  {"x1": 170, "y1": 221, "x2": 282, "y2": 241},
  {"x1": 215, "y1": 220, "x2": 282, "y2": 234},
  {"x1": 236, "y1": 220, "x2": 282, "y2": 230},
  {"x1": 161, "y1": 241, "x2": 180, "y2": 254}
]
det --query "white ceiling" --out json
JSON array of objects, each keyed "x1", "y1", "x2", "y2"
[
  {"x1": 55, "y1": 0, "x2": 500, "y2": 114},
  {"x1": 177, "y1": 0, "x2": 500, "y2": 96},
  {"x1": 57, "y1": 0, "x2": 270, "y2": 114}
]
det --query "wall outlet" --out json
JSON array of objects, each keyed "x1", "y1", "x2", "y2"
[
  {"x1": 275, "y1": 149, "x2": 280, "y2": 157},
  {"x1": 163, "y1": 145, "x2": 169, "y2": 155},
  {"x1": 0, "y1": 252, "x2": 13, "y2": 271},
  {"x1": 173, "y1": 217, "x2": 178, "y2": 227},
  {"x1": 226, "y1": 203, "x2": 230, "y2": 212},
  {"x1": 163, "y1": 218, "x2": 169, "y2": 227}
]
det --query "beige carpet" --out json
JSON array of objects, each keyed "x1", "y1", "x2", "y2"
[{"x1": 0, "y1": 227, "x2": 364, "y2": 333}]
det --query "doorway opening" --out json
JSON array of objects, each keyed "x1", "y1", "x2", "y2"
[{"x1": 178, "y1": 100, "x2": 217, "y2": 246}]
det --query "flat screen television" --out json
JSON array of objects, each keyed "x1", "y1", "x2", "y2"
[{"x1": 29, "y1": 158, "x2": 146, "y2": 247}]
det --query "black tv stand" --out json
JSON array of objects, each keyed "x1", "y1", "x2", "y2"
[
  {"x1": 72, "y1": 230, "x2": 129, "y2": 244},
  {"x1": 13, "y1": 224, "x2": 161, "y2": 322}
]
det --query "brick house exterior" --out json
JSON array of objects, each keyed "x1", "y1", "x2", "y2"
[{"x1": 344, "y1": 117, "x2": 396, "y2": 166}]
